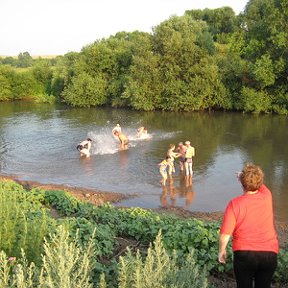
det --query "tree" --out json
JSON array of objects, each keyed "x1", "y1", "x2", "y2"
[{"x1": 17, "y1": 51, "x2": 33, "y2": 68}]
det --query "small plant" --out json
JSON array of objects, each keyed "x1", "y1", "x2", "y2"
[
  {"x1": 0, "y1": 225, "x2": 96, "y2": 288},
  {"x1": 117, "y1": 231, "x2": 208, "y2": 288}
]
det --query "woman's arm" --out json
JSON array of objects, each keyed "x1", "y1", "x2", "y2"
[{"x1": 218, "y1": 234, "x2": 231, "y2": 264}]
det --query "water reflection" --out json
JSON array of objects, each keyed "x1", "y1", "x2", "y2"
[
  {"x1": 79, "y1": 157, "x2": 94, "y2": 176},
  {"x1": 160, "y1": 175, "x2": 195, "y2": 209}
]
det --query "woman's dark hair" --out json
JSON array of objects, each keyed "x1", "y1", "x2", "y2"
[{"x1": 239, "y1": 163, "x2": 264, "y2": 192}]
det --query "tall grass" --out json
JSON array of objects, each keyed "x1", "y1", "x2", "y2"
[
  {"x1": 0, "y1": 226, "x2": 96, "y2": 288},
  {"x1": 0, "y1": 181, "x2": 51, "y2": 264},
  {"x1": 117, "y1": 232, "x2": 208, "y2": 288}
]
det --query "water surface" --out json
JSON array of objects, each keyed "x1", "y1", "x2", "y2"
[{"x1": 0, "y1": 102, "x2": 287, "y2": 223}]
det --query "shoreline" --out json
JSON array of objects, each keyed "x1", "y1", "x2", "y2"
[{"x1": 1, "y1": 174, "x2": 287, "y2": 248}]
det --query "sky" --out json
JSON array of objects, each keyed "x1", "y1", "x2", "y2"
[{"x1": 1, "y1": 0, "x2": 249, "y2": 56}]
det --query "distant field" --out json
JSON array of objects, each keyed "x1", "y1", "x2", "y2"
[
  {"x1": 31, "y1": 55, "x2": 60, "y2": 59},
  {"x1": 0, "y1": 55, "x2": 60, "y2": 59}
]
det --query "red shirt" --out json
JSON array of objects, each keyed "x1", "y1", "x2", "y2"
[{"x1": 220, "y1": 184, "x2": 278, "y2": 253}]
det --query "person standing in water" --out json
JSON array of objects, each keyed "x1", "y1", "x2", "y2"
[
  {"x1": 158, "y1": 156, "x2": 172, "y2": 186},
  {"x1": 184, "y1": 141, "x2": 195, "y2": 176},
  {"x1": 114, "y1": 131, "x2": 129, "y2": 150},
  {"x1": 77, "y1": 138, "x2": 92, "y2": 157},
  {"x1": 177, "y1": 142, "x2": 187, "y2": 172},
  {"x1": 166, "y1": 144, "x2": 181, "y2": 175}
]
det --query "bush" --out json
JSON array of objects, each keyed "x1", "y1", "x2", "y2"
[
  {"x1": 117, "y1": 231, "x2": 208, "y2": 288},
  {"x1": 0, "y1": 225, "x2": 96, "y2": 288}
]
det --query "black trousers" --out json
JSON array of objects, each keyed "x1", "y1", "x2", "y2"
[{"x1": 233, "y1": 251, "x2": 277, "y2": 288}]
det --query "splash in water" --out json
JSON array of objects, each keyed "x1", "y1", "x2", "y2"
[{"x1": 86, "y1": 126, "x2": 179, "y2": 155}]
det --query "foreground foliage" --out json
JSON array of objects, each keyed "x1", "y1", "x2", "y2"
[{"x1": 0, "y1": 179, "x2": 287, "y2": 287}]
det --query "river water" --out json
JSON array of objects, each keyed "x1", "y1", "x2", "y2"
[{"x1": 0, "y1": 102, "x2": 287, "y2": 223}]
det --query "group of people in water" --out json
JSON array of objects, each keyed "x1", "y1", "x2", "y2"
[
  {"x1": 158, "y1": 141, "x2": 195, "y2": 186},
  {"x1": 77, "y1": 123, "x2": 148, "y2": 156},
  {"x1": 77, "y1": 124, "x2": 195, "y2": 187}
]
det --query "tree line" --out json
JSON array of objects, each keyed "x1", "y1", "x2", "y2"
[{"x1": 1, "y1": 0, "x2": 287, "y2": 114}]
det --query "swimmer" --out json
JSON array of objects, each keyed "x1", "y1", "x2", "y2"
[
  {"x1": 167, "y1": 144, "x2": 181, "y2": 175},
  {"x1": 177, "y1": 142, "x2": 187, "y2": 172},
  {"x1": 137, "y1": 126, "x2": 148, "y2": 138},
  {"x1": 184, "y1": 141, "x2": 195, "y2": 176},
  {"x1": 112, "y1": 123, "x2": 121, "y2": 139},
  {"x1": 114, "y1": 131, "x2": 129, "y2": 150},
  {"x1": 77, "y1": 138, "x2": 92, "y2": 157},
  {"x1": 158, "y1": 156, "x2": 172, "y2": 186}
]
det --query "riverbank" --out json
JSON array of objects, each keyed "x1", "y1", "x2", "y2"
[
  {"x1": 1, "y1": 175, "x2": 287, "y2": 287},
  {"x1": 1, "y1": 174, "x2": 287, "y2": 248}
]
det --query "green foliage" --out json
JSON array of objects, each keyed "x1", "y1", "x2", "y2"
[
  {"x1": 253, "y1": 54, "x2": 276, "y2": 88},
  {"x1": 274, "y1": 244, "x2": 288, "y2": 284},
  {"x1": 185, "y1": 7, "x2": 238, "y2": 38},
  {"x1": 0, "y1": 65, "x2": 15, "y2": 100},
  {"x1": 39, "y1": 226, "x2": 96, "y2": 288},
  {"x1": 0, "y1": 226, "x2": 96, "y2": 288},
  {"x1": 1, "y1": 2, "x2": 288, "y2": 113},
  {"x1": 17, "y1": 52, "x2": 33, "y2": 68},
  {"x1": 0, "y1": 181, "x2": 54, "y2": 264},
  {"x1": 118, "y1": 232, "x2": 208, "y2": 288},
  {"x1": 240, "y1": 87, "x2": 272, "y2": 113},
  {"x1": 64, "y1": 217, "x2": 116, "y2": 258},
  {"x1": 62, "y1": 72, "x2": 107, "y2": 107},
  {"x1": 1, "y1": 180, "x2": 287, "y2": 286},
  {"x1": 77, "y1": 205, "x2": 230, "y2": 274},
  {"x1": 44, "y1": 190, "x2": 81, "y2": 216}
]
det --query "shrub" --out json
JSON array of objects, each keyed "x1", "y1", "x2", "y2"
[{"x1": 117, "y1": 231, "x2": 208, "y2": 288}]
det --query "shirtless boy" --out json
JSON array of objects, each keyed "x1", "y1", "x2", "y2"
[
  {"x1": 177, "y1": 142, "x2": 187, "y2": 172},
  {"x1": 114, "y1": 131, "x2": 129, "y2": 150}
]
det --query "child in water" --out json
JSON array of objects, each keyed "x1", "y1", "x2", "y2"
[
  {"x1": 158, "y1": 156, "x2": 172, "y2": 186},
  {"x1": 77, "y1": 138, "x2": 92, "y2": 157},
  {"x1": 167, "y1": 144, "x2": 181, "y2": 175},
  {"x1": 137, "y1": 126, "x2": 148, "y2": 138}
]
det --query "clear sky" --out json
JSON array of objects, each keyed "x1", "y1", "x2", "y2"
[{"x1": 1, "y1": 0, "x2": 249, "y2": 56}]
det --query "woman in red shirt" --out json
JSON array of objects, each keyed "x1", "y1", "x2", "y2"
[{"x1": 218, "y1": 163, "x2": 278, "y2": 288}]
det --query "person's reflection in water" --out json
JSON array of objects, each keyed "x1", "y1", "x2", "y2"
[
  {"x1": 185, "y1": 176, "x2": 195, "y2": 208},
  {"x1": 160, "y1": 185, "x2": 169, "y2": 208},
  {"x1": 168, "y1": 177, "x2": 177, "y2": 207},
  {"x1": 79, "y1": 156, "x2": 94, "y2": 176},
  {"x1": 160, "y1": 175, "x2": 195, "y2": 208},
  {"x1": 160, "y1": 177, "x2": 178, "y2": 207},
  {"x1": 119, "y1": 149, "x2": 128, "y2": 171}
]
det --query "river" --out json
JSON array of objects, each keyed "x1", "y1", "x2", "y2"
[{"x1": 0, "y1": 102, "x2": 287, "y2": 223}]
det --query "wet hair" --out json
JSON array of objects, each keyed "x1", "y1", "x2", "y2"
[
  {"x1": 87, "y1": 138, "x2": 92, "y2": 142},
  {"x1": 166, "y1": 156, "x2": 171, "y2": 160},
  {"x1": 239, "y1": 163, "x2": 264, "y2": 192}
]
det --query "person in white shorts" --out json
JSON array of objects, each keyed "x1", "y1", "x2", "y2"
[
  {"x1": 77, "y1": 138, "x2": 92, "y2": 157},
  {"x1": 184, "y1": 141, "x2": 195, "y2": 176}
]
